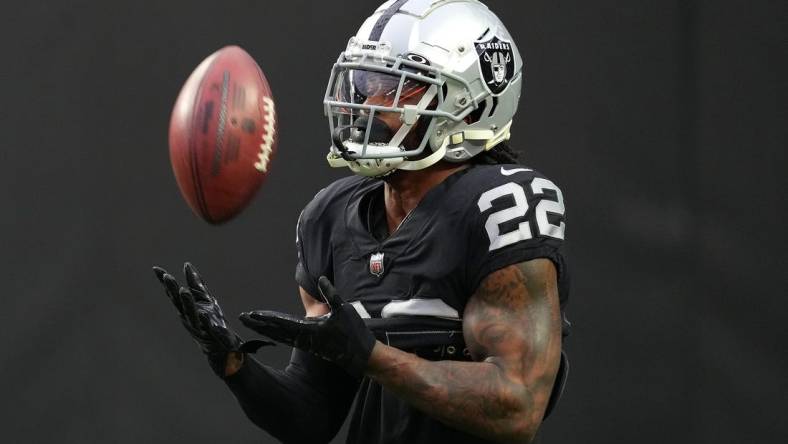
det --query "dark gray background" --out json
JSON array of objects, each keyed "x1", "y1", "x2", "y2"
[{"x1": 2, "y1": 0, "x2": 785, "y2": 443}]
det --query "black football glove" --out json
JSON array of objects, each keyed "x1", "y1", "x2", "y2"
[
  {"x1": 239, "y1": 276, "x2": 376, "y2": 378},
  {"x1": 153, "y1": 262, "x2": 272, "y2": 377}
]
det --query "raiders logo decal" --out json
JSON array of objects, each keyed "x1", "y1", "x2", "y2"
[{"x1": 475, "y1": 34, "x2": 515, "y2": 96}]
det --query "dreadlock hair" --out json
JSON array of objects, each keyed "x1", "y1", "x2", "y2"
[{"x1": 472, "y1": 141, "x2": 521, "y2": 165}]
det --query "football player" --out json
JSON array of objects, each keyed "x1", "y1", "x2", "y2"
[{"x1": 155, "y1": 1, "x2": 570, "y2": 442}]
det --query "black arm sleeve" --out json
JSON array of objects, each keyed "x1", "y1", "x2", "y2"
[{"x1": 224, "y1": 349, "x2": 359, "y2": 443}]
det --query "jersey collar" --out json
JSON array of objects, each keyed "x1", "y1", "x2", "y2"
[{"x1": 344, "y1": 167, "x2": 473, "y2": 265}]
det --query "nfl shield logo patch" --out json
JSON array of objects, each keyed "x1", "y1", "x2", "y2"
[{"x1": 369, "y1": 252, "x2": 385, "y2": 277}]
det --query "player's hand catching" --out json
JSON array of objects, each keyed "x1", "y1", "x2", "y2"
[
  {"x1": 153, "y1": 263, "x2": 272, "y2": 377},
  {"x1": 239, "y1": 276, "x2": 376, "y2": 378}
]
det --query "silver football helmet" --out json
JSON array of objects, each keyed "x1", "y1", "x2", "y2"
[{"x1": 323, "y1": 0, "x2": 524, "y2": 177}]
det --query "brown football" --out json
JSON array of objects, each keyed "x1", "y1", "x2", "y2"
[{"x1": 168, "y1": 46, "x2": 277, "y2": 224}]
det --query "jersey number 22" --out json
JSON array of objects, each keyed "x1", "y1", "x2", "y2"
[{"x1": 477, "y1": 178, "x2": 565, "y2": 251}]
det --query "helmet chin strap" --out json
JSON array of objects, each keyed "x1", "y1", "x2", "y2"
[
  {"x1": 326, "y1": 135, "x2": 449, "y2": 177},
  {"x1": 326, "y1": 151, "x2": 404, "y2": 177},
  {"x1": 397, "y1": 141, "x2": 447, "y2": 171}
]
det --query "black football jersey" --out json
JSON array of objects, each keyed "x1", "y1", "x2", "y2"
[{"x1": 295, "y1": 163, "x2": 569, "y2": 444}]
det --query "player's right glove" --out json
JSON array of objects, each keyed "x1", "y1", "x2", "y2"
[
  {"x1": 239, "y1": 276, "x2": 376, "y2": 378},
  {"x1": 153, "y1": 262, "x2": 272, "y2": 377}
]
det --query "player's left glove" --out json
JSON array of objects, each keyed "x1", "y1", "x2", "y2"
[
  {"x1": 239, "y1": 276, "x2": 377, "y2": 378},
  {"x1": 153, "y1": 263, "x2": 272, "y2": 377}
]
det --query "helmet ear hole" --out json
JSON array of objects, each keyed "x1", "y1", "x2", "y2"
[{"x1": 464, "y1": 99, "x2": 488, "y2": 124}]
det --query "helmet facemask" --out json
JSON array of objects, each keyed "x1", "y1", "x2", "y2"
[
  {"x1": 324, "y1": 39, "x2": 482, "y2": 177},
  {"x1": 330, "y1": 69, "x2": 437, "y2": 157}
]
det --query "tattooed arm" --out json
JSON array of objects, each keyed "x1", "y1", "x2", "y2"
[{"x1": 366, "y1": 258, "x2": 562, "y2": 443}]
